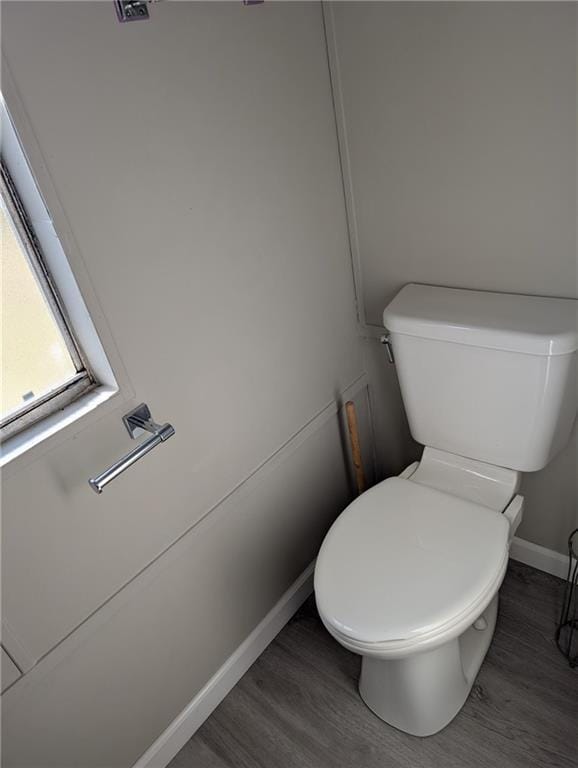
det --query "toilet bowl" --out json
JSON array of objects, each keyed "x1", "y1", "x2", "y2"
[
  {"x1": 314, "y1": 284, "x2": 577, "y2": 737},
  {"x1": 314, "y1": 452, "x2": 520, "y2": 736}
]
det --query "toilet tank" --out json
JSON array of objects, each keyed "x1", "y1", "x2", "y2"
[{"x1": 383, "y1": 284, "x2": 578, "y2": 472}]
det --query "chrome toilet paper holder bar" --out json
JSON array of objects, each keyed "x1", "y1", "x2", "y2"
[{"x1": 88, "y1": 403, "x2": 175, "y2": 494}]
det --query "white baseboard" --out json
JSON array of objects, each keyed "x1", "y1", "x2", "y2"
[
  {"x1": 510, "y1": 536, "x2": 571, "y2": 580},
  {"x1": 132, "y1": 561, "x2": 316, "y2": 768}
]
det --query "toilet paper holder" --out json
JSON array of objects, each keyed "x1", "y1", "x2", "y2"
[{"x1": 88, "y1": 403, "x2": 175, "y2": 494}]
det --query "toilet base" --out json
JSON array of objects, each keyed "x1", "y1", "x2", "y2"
[{"x1": 358, "y1": 594, "x2": 498, "y2": 736}]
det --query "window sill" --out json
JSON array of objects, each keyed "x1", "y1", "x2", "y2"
[{"x1": 0, "y1": 384, "x2": 118, "y2": 468}]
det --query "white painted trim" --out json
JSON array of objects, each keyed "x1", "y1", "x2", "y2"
[
  {"x1": 132, "y1": 561, "x2": 316, "y2": 768},
  {"x1": 510, "y1": 536, "x2": 572, "y2": 580},
  {"x1": 0, "y1": 98, "x2": 121, "y2": 466},
  {"x1": 0, "y1": 60, "x2": 135, "y2": 478},
  {"x1": 0, "y1": 620, "x2": 35, "y2": 676},
  {"x1": 322, "y1": 4, "x2": 366, "y2": 327}
]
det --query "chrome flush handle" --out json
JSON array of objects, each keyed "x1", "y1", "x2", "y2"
[{"x1": 380, "y1": 334, "x2": 395, "y2": 364}]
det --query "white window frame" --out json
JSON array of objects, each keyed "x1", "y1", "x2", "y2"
[
  {"x1": 1, "y1": 98, "x2": 119, "y2": 464},
  {"x1": 1, "y1": 163, "x2": 95, "y2": 438}
]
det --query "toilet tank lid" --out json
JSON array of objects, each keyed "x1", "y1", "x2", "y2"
[{"x1": 383, "y1": 284, "x2": 578, "y2": 356}]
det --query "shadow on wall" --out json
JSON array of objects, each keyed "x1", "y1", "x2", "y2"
[
  {"x1": 362, "y1": 337, "x2": 421, "y2": 482},
  {"x1": 520, "y1": 422, "x2": 578, "y2": 553}
]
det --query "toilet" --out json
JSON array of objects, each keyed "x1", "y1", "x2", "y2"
[{"x1": 314, "y1": 284, "x2": 577, "y2": 737}]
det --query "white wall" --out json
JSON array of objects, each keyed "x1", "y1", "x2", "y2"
[
  {"x1": 1, "y1": 3, "x2": 369, "y2": 765},
  {"x1": 328, "y1": 1, "x2": 577, "y2": 554}
]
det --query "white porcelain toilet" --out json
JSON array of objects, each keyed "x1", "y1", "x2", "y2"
[{"x1": 314, "y1": 284, "x2": 577, "y2": 737}]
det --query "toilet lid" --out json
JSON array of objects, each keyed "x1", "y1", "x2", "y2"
[{"x1": 314, "y1": 477, "x2": 509, "y2": 645}]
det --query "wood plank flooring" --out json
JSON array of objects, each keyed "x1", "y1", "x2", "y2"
[{"x1": 169, "y1": 561, "x2": 577, "y2": 768}]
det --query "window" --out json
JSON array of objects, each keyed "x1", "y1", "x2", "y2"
[
  {"x1": 0, "y1": 96, "x2": 118, "y2": 463},
  {"x1": 1, "y1": 163, "x2": 94, "y2": 439}
]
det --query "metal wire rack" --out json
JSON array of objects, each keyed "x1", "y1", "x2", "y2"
[{"x1": 556, "y1": 528, "x2": 578, "y2": 668}]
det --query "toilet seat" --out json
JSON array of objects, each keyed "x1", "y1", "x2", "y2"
[{"x1": 314, "y1": 477, "x2": 509, "y2": 656}]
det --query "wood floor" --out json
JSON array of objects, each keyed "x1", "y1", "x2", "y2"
[{"x1": 168, "y1": 561, "x2": 577, "y2": 768}]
